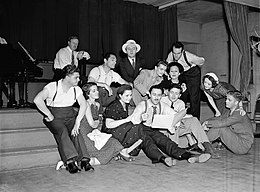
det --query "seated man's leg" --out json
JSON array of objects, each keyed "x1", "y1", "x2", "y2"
[
  {"x1": 44, "y1": 119, "x2": 78, "y2": 163},
  {"x1": 144, "y1": 126, "x2": 187, "y2": 159},
  {"x1": 66, "y1": 117, "x2": 90, "y2": 162},
  {"x1": 182, "y1": 117, "x2": 209, "y2": 144},
  {"x1": 209, "y1": 127, "x2": 251, "y2": 154}
]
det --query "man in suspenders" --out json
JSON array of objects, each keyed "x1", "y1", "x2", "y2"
[
  {"x1": 34, "y1": 65, "x2": 93, "y2": 173},
  {"x1": 131, "y1": 84, "x2": 212, "y2": 164},
  {"x1": 166, "y1": 41, "x2": 205, "y2": 119}
]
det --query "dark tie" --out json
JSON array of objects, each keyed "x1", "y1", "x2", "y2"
[
  {"x1": 152, "y1": 105, "x2": 157, "y2": 122},
  {"x1": 132, "y1": 59, "x2": 135, "y2": 69},
  {"x1": 71, "y1": 51, "x2": 75, "y2": 66}
]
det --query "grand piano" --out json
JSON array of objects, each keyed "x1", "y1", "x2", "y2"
[{"x1": 0, "y1": 43, "x2": 43, "y2": 108}]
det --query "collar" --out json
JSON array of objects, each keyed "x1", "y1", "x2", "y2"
[
  {"x1": 66, "y1": 46, "x2": 73, "y2": 53},
  {"x1": 128, "y1": 57, "x2": 135, "y2": 63},
  {"x1": 147, "y1": 100, "x2": 162, "y2": 114}
]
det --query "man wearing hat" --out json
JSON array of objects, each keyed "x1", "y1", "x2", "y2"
[{"x1": 117, "y1": 40, "x2": 145, "y2": 84}]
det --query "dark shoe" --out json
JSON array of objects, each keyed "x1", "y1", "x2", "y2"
[
  {"x1": 81, "y1": 159, "x2": 94, "y2": 171},
  {"x1": 67, "y1": 162, "x2": 80, "y2": 174},
  {"x1": 117, "y1": 153, "x2": 135, "y2": 162},
  {"x1": 188, "y1": 153, "x2": 211, "y2": 163},
  {"x1": 203, "y1": 142, "x2": 221, "y2": 159},
  {"x1": 185, "y1": 143, "x2": 202, "y2": 153}
]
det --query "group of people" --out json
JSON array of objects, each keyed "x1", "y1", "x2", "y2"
[{"x1": 33, "y1": 36, "x2": 254, "y2": 174}]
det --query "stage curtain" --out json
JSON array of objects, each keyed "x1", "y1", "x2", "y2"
[
  {"x1": 224, "y1": 1, "x2": 251, "y2": 95},
  {"x1": 1, "y1": 0, "x2": 178, "y2": 69},
  {"x1": 159, "y1": 6, "x2": 178, "y2": 61}
]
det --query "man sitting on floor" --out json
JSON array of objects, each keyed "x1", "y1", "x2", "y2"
[
  {"x1": 161, "y1": 83, "x2": 219, "y2": 158},
  {"x1": 203, "y1": 90, "x2": 254, "y2": 155},
  {"x1": 131, "y1": 84, "x2": 212, "y2": 164}
]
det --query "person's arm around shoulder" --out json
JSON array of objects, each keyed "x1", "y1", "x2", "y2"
[
  {"x1": 33, "y1": 88, "x2": 54, "y2": 122},
  {"x1": 71, "y1": 92, "x2": 87, "y2": 136},
  {"x1": 185, "y1": 51, "x2": 205, "y2": 66}
]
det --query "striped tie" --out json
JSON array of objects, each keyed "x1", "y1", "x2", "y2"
[{"x1": 71, "y1": 51, "x2": 75, "y2": 66}]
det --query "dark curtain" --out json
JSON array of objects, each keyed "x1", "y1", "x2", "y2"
[
  {"x1": 159, "y1": 6, "x2": 178, "y2": 60},
  {"x1": 0, "y1": 0, "x2": 80, "y2": 60},
  {"x1": 79, "y1": 0, "x2": 162, "y2": 68},
  {"x1": 1, "y1": 0, "x2": 178, "y2": 69},
  {"x1": 224, "y1": 1, "x2": 251, "y2": 95}
]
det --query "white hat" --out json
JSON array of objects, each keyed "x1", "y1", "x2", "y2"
[
  {"x1": 205, "y1": 72, "x2": 219, "y2": 84},
  {"x1": 122, "y1": 40, "x2": 141, "y2": 53}
]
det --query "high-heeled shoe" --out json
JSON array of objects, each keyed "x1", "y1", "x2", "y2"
[
  {"x1": 117, "y1": 153, "x2": 135, "y2": 162},
  {"x1": 81, "y1": 159, "x2": 94, "y2": 171},
  {"x1": 66, "y1": 161, "x2": 80, "y2": 174}
]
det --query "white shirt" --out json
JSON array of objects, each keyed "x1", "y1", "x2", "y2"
[
  {"x1": 161, "y1": 96, "x2": 185, "y2": 112},
  {"x1": 54, "y1": 46, "x2": 78, "y2": 69},
  {"x1": 131, "y1": 99, "x2": 177, "y2": 127},
  {"x1": 45, "y1": 80, "x2": 83, "y2": 107},
  {"x1": 166, "y1": 50, "x2": 205, "y2": 71},
  {"x1": 88, "y1": 65, "x2": 126, "y2": 86}
]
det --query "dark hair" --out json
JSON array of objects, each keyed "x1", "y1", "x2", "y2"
[
  {"x1": 104, "y1": 52, "x2": 116, "y2": 60},
  {"x1": 166, "y1": 62, "x2": 184, "y2": 74},
  {"x1": 116, "y1": 84, "x2": 132, "y2": 99},
  {"x1": 82, "y1": 82, "x2": 97, "y2": 99},
  {"x1": 168, "y1": 83, "x2": 183, "y2": 94},
  {"x1": 227, "y1": 90, "x2": 243, "y2": 102},
  {"x1": 172, "y1": 41, "x2": 184, "y2": 51},
  {"x1": 61, "y1": 65, "x2": 80, "y2": 79},
  {"x1": 68, "y1": 36, "x2": 79, "y2": 42},
  {"x1": 203, "y1": 75, "x2": 218, "y2": 88},
  {"x1": 149, "y1": 84, "x2": 164, "y2": 94},
  {"x1": 156, "y1": 60, "x2": 168, "y2": 68}
]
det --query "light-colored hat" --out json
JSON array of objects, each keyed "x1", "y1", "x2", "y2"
[
  {"x1": 205, "y1": 72, "x2": 219, "y2": 84},
  {"x1": 122, "y1": 40, "x2": 141, "y2": 53}
]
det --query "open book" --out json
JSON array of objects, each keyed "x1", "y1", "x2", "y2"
[{"x1": 151, "y1": 114, "x2": 176, "y2": 131}]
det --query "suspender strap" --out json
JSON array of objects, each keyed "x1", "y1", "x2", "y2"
[
  {"x1": 183, "y1": 51, "x2": 192, "y2": 67},
  {"x1": 144, "y1": 100, "x2": 147, "y2": 113},
  {"x1": 51, "y1": 81, "x2": 59, "y2": 106},
  {"x1": 172, "y1": 51, "x2": 192, "y2": 67},
  {"x1": 50, "y1": 81, "x2": 76, "y2": 107},
  {"x1": 74, "y1": 87, "x2": 76, "y2": 101}
]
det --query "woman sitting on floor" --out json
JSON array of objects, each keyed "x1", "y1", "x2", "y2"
[{"x1": 79, "y1": 82, "x2": 135, "y2": 165}]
